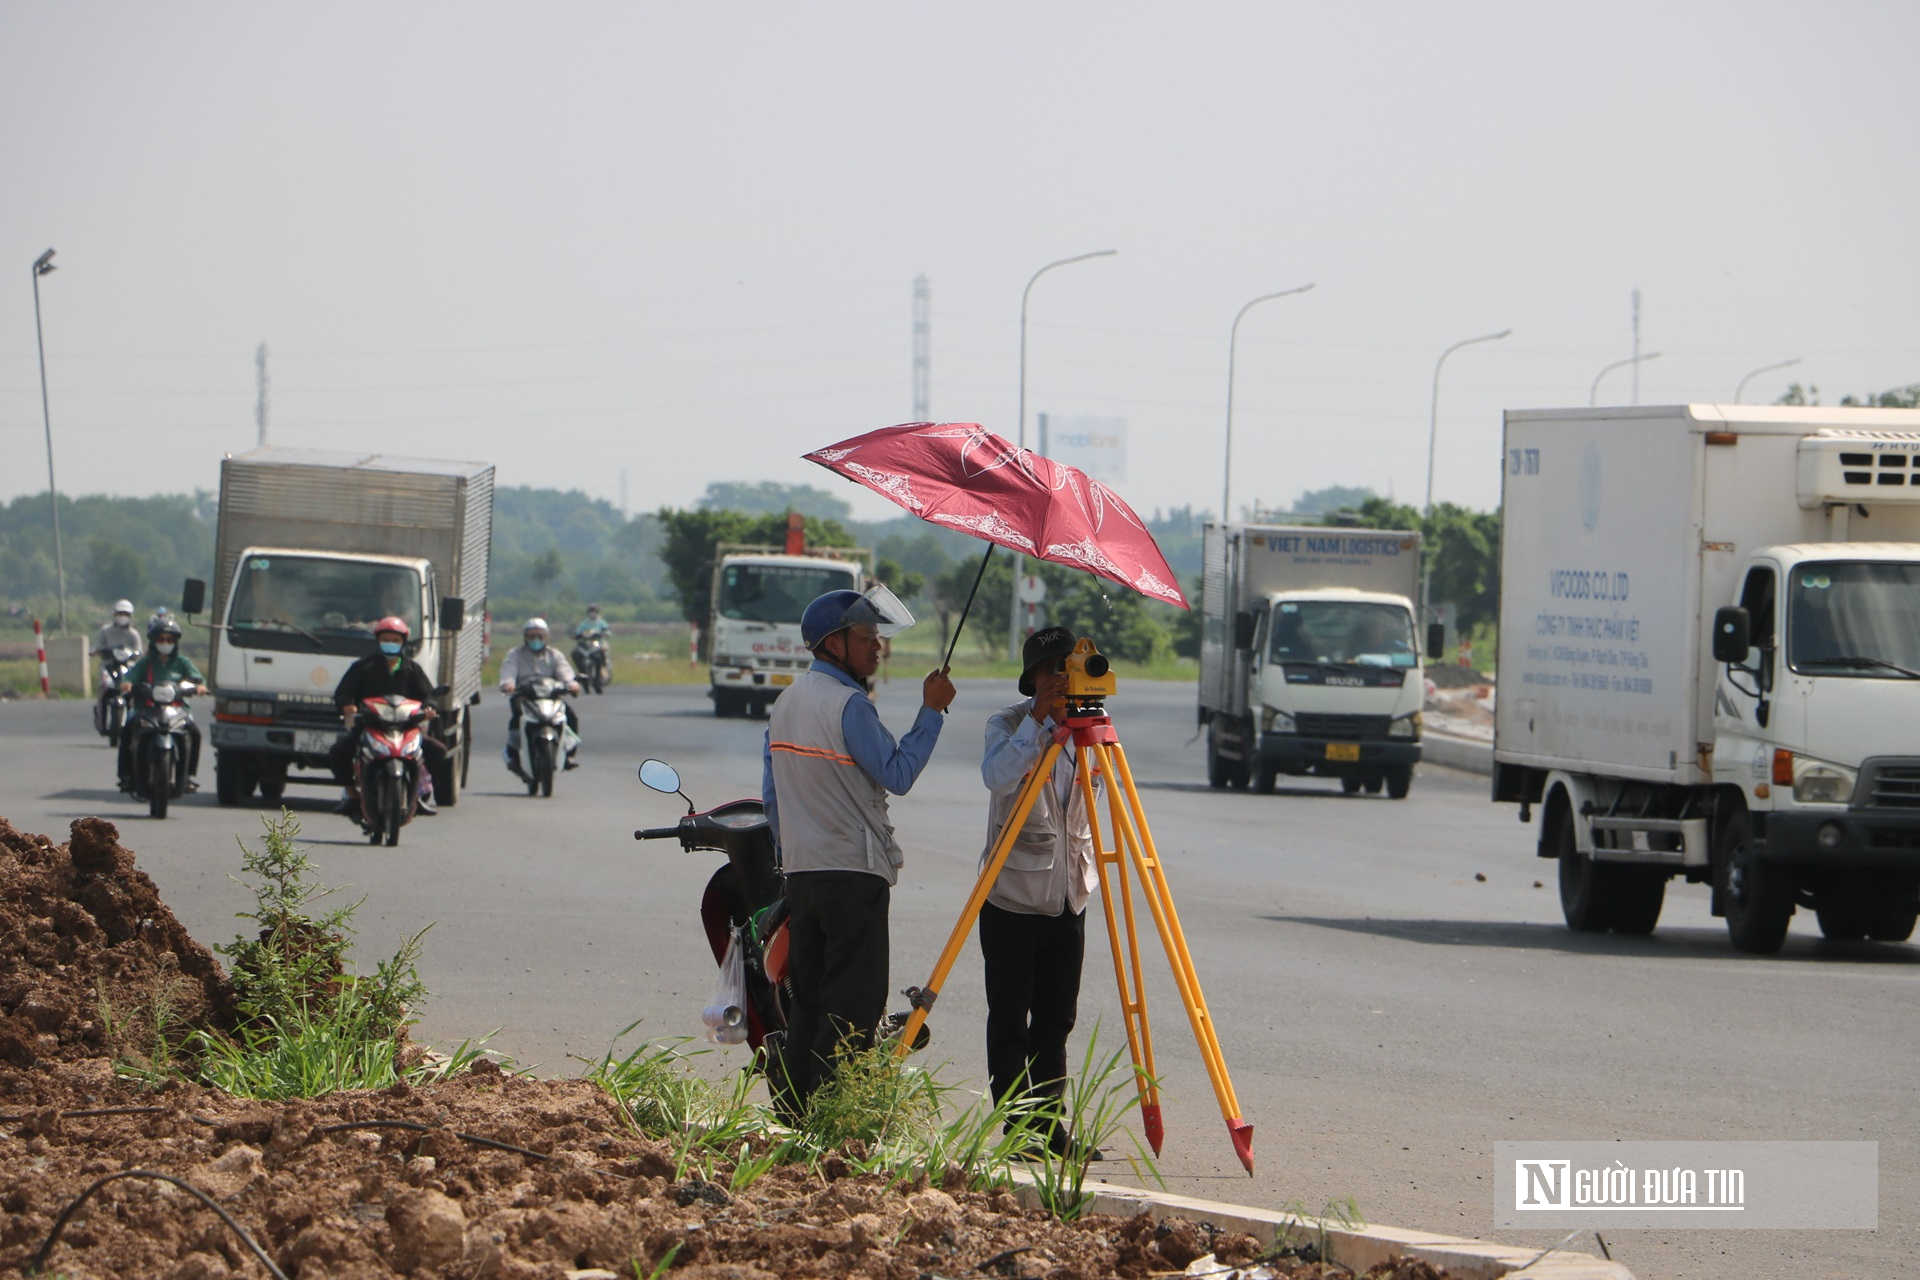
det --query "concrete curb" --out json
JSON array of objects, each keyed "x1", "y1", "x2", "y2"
[
  {"x1": 1424, "y1": 731, "x2": 1493, "y2": 776},
  {"x1": 1009, "y1": 1173, "x2": 1633, "y2": 1279}
]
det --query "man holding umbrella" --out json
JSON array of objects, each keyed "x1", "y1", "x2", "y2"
[
  {"x1": 762, "y1": 584, "x2": 955, "y2": 1114},
  {"x1": 980, "y1": 625, "x2": 1102, "y2": 1158}
]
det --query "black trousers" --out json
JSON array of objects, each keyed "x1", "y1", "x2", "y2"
[
  {"x1": 979, "y1": 899, "x2": 1086, "y2": 1129},
  {"x1": 780, "y1": 870, "x2": 890, "y2": 1111}
]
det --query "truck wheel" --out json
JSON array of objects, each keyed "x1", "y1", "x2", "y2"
[
  {"x1": 431, "y1": 747, "x2": 458, "y2": 808},
  {"x1": 1611, "y1": 868, "x2": 1667, "y2": 936},
  {"x1": 257, "y1": 758, "x2": 287, "y2": 803},
  {"x1": 1718, "y1": 812, "x2": 1793, "y2": 954},
  {"x1": 214, "y1": 752, "x2": 255, "y2": 807},
  {"x1": 1816, "y1": 905, "x2": 1867, "y2": 941},
  {"x1": 1363, "y1": 775, "x2": 1383, "y2": 796},
  {"x1": 459, "y1": 722, "x2": 473, "y2": 789},
  {"x1": 1865, "y1": 904, "x2": 1918, "y2": 943},
  {"x1": 1253, "y1": 758, "x2": 1276, "y2": 794},
  {"x1": 1555, "y1": 805, "x2": 1617, "y2": 932},
  {"x1": 1341, "y1": 777, "x2": 1363, "y2": 795},
  {"x1": 1385, "y1": 765, "x2": 1413, "y2": 800},
  {"x1": 1206, "y1": 726, "x2": 1229, "y2": 790}
]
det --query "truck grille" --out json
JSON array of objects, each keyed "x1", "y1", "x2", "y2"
[
  {"x1": 276, "y1": 702, "x2": 344, "y2": 730},
  {"x1": 1296, "y1": 713, "x2": 1391, "y2": 740},
  {"x1": 1865, "y1": 762, "x2": 1920, "y2": 809}
]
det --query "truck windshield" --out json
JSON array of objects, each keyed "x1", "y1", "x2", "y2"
[
  {"x1": 1788, "y1": 561, "x2": 1920, "y2": 678},
  {"x1": 228, "y1": 556, "x2": 422, "y2": 656},
  {"x1": 1271, "y1": 601, "x2": 1417, "y2": 669},
  {"x1": 719, "y1": 563, "x2": 857, "y2": 624}
]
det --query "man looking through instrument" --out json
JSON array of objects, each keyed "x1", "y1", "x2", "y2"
[
  {"x1": 762, "y1": 584, "x2": 955, "y2": 1114},
  {"x1": 979, "y1": 625, "x2": 1102, "y2": 1159}
]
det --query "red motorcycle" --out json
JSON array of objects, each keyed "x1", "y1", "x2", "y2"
[{"x1": 354, "y1": 693, "x2": 431, "y2": 846}]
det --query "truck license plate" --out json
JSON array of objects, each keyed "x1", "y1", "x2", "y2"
[
  {"x1": 1325, "y1": 742, "x2": 1361, "y2": 762},
  {"x1": 771, "y1": 673, "x2": 793, "y2": 686},
  {"x1": 296, "y1": 729, "x2": 335, "y2": 755}
]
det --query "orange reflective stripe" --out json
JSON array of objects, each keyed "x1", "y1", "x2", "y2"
[{"x1": 770, "y1": 741, "x2": 857, "y2": 767}]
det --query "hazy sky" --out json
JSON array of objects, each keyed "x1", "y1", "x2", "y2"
[{"x1": 4, "y1": 3, "x2": 1915, "y2": 524}]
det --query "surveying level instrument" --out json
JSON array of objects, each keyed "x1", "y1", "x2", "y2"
[{"x1": 896, "y1": 638, "x2": 1253, "y2": 1174}]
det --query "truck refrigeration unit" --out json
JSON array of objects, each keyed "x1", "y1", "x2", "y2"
[
  {"x1": 1493, "y1": 404, "x2": 1920, "y2": 953},
  {"x1": 1199, "y1": 523, "x2": 1432, "y2": 798},
  {"x1": 187, "y1": 448, "x2": 492, "y2": 808}
]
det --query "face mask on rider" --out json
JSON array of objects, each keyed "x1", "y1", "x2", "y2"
[
  {"x1": 379, "y1": 641, "x2": 403, "y2": 657},
  {"x1": 527, "y1": 637, "x2": 545, "y2": 652},
  {"x1": 154, "y1": 642, "x2": 176, "y2": 657},
  {"x1": 114, "y1": 614, "x2": 131, "y2": 626}
]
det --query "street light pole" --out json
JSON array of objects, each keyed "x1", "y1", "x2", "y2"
[
  {"x1": 1589, "y1": 352, "x2": 1662, "y2": 406},
  {"x1": 1422, "y1": 327, "x2": 1511, "y2": 622},
  {"x1": 1733, "y1": 357, "x2": 1801, "y2": 405},
  {"x1": 1007, "y1": 248, "x2": 1117, "y2": 662},
  {"x1": 1223, "y1": 283, "x2": 1315, "y2": 526},
  {"x1": 31, "y1": 249, "x2": 68, "y2": 636}
]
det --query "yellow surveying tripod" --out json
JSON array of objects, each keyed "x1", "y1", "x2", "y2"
[{"x1": 894, "y1": 638, "x2": 1253, "y2": 1174}]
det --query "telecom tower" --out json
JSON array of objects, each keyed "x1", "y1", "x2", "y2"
[
  {"x1": 912, "y1": 274, "x2": 930, "y2": 421},
  {"x1": 255, "y1": 342, "x2": 270, "y2": 446}
]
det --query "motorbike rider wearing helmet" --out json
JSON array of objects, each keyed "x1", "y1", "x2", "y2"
[
  {"x1": 760, "y1": 585, "x2": 955, "y2": 1113},
  {"x1": 93, "y1": 600, "x2": 144, "y2": 726},
  {"x1": 571, "y1": 603, "x2": 610, "y2": 642},
  {"x1": 116, "y1": 617, "x2": 204, "y2": 791},
  {"x1": 329, "y1": 617, "x2": 447, "y2": 819},
  {"x1": 500, "y1": 617, "x2": 582, "y2": 774}
]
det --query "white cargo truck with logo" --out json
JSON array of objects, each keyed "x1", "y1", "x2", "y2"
[
  {"x1": 185, "y1": 448, "x2": 491, "y2": 808},
  {"x1": 707, "y1": 543, "x2": 867, "y2": 718},
  {"x1": 1494, "y1": 405, "x2": 1920, "y2": 953},
  {"x1": 1199, "y1": 523, "x2": 1430, "y2": 797}
]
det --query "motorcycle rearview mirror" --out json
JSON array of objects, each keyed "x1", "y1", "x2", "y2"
[
  {"x1": 432, "y1": 684, "x2": 451, "y2": 698},
  {"x1": 181, "y1": 578, "x2": 207, "y2": 617},
  {"x1": 639, "y1": 758, "x2": 693, "y2": 810}
]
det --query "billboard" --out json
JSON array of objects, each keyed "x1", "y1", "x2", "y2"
[{"x1": 1038, "y1": 413, "x2": 1126, "y2": 483}]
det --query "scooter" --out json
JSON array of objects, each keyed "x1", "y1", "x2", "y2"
[
  {"x1": 633, "y1": 759, "x2": 928, "y2": 1070},
  {"x1": 352, "y1": 693, "x2": 432, "y2": 847},
  {"x1": 125, "y1": 681, "x2": 197, "y2": 819},
  {"x1": 572, "y1": 636, "x2": 612, "y2": 694},
  {"x1": 94, "y1": 646, "x2": 138, "y2": 745},
  {"x1": 508, "y1": 677, "x2": 578, "y2": 797}
]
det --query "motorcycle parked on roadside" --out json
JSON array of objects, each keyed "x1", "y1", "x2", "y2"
[
  {"x1": 125, "y1": 681, "x2": 197, "y2": 819},
  {"x1": 93, "y1": 646, "x2": 139, "y2": 746},
  {"x1": 351, "y1": 692, "x2": 435, "y2": 847},
  {"x1": 508, "y1": 677, "x2": 577, "y2": 797},
  {"x1": 633, "y1": 758, "x2": 927, "y2": 1099},
  {"x1": 572, "y1": 636, "x2": 612, "y2": 694}
]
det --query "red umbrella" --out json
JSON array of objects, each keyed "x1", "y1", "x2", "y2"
[{"x1": 806, "y1": 421, "x2": 1187, "y2": 660}]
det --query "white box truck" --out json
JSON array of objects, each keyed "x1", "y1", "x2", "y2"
[
  {"x1": 1199, "y1": 523, "x2": 1430, "y2": 796},
  {"x1": 706, "y1": 542, "x2": 868, "y2": 718},
  {"x1": 185, "y1": 448, "x2": 492, "y2": 807},
  {"x1": 1493, "y1": 405, "x2": 1920, "y2": 952}
]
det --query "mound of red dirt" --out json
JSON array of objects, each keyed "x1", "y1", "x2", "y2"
[{"x1": 0, "y1": 817, "x2": 236, "y2": 1071}]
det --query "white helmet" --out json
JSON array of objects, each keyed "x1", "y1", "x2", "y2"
[
  {"x1": 524, "y1": 617, "x2": 549, "y2": 635},
  {"x1": 113, "y1": 599, "x2": 134, "y2": 616}
]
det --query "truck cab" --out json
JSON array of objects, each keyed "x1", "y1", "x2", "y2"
[
  {"x1": 708, "y1": 550, "x2": 863, "y2": 718},
  {"x1": 1241, "y1": 588, "x2": 1425, "y2": 796}
]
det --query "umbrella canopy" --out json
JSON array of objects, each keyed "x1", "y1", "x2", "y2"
[{"x1": 805, "y1": 421, "x2": 1188, "y2": 610}]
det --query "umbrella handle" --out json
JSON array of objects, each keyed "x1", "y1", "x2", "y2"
[{"x1": 941, "y1": 543, "x2": 995, "y2": 675}]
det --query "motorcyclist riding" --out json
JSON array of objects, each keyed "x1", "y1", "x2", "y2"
[
  {"x1": 92, "y1": 599, "x2": 144, "y2": 733},
  {"x1": 572, "y1": 603, "x2": 610, "y2": 643},
  {"x1": 330, "y1": 616, "x2": 447, "y2": 819},
  {"x1": 116, "y1": 616, "x2": 203, "y2": 792},
  {"x1": 501, "y1": 617, "x2": 582, "y2": 775}
]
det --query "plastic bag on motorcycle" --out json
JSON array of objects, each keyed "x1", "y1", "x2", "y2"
[{"x1": 701, "y1": 928, "x2": 749, "y2": 1045}]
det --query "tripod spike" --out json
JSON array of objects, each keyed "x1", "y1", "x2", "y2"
[
  {"x1": 1141, "y1": 1102, "x2": 1164, "y2": 1156},
  {"x1": 1229, "y1": 1118, "x2": 1254, "y2": 1174}
]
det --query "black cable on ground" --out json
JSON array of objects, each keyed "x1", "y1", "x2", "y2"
[{"x1": 27, "y1": 1169, "x2": 289, "y2": 1280}]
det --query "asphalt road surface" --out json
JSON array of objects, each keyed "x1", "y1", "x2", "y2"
[{"x1": 3, "y1": 676, "x2": 1912, "y2": 1280}]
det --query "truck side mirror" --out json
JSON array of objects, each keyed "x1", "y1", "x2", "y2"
[
  {"x1": 182, "y1": 578, "x2": 206, "y2": 616},
  {"x1": 1426, "y1": 622, "x2": 1446, "y2": 662},
  {"x1": 1711, "y1": 607, "x2": 1751, "y2": 664},
  {"x1": 441, "y1": 596, "x2": 466, "y2": 632},
  {"x1": 1232, "y1": 611, "x2": 1256, "y2": 651}
]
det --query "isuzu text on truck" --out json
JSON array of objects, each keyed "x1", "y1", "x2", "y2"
[
  {"x1": 706, "y1": 537, "x2": 868, "y2": 718},
  {"x1": 1199, "y1": 523, "x2": 1430, "y2": 797},
  {"x1": 184, "y1": 448, "x2": 492, "y2": 808},
  {"x1": 1493, "y1": 405, "x2": 1920, "y2": 953}
]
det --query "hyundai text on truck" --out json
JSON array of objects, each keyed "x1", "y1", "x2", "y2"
[
  {"x1": 1493, "y1": 405, "x2": 1920, "y2": 953},
  {"x1": 186, "y1": 448, "x2": 492, "y2": 807},
  {"x1": 706, "y1": 540, "x2": 868, "y2": 718},
  {"x1": 1199, "y1": 522, "x2": 1429, "y2": 797}
]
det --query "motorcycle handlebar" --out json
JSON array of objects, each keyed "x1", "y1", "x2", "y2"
[{"x1": 634, "y1": 826, "x2": 684, "y2": 841}]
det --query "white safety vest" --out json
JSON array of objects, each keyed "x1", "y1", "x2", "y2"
[{"x1": 768, "y1": 669, "x2": 904, "y2": 883}]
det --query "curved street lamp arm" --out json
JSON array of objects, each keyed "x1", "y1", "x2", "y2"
[
  {"x1": 1733, "y1": 357, "x2": 1802, "y2": 405},
  {"x1": 1224, "y1": 283, "x2": 1316, "y2": 523},
  {"x1": 1016, "y1": 249, "x2": 1117, "y2": 450},
  {"x1": 1588, "y1": 351, "x2": 1662, "y2": 407}
]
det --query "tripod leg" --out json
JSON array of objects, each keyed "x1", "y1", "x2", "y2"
[
  {"x1": 1092, "y1": 738, "x2": 1254, "y2": 1174},
  {"x1": 1078, "y1": 745, "x2": 1163, "y2": 1154},
  {"x1": 893, "y1": 739, "x2": 1063, "y2": 1058}
]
